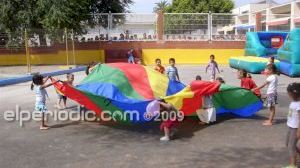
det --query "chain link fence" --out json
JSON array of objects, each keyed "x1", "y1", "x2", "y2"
[
  {"x1": 164, "y1": 13, "x2": 209, "y2": 41},
  {"x1": 110, "y1": 13, "x2": 157, "y2": 41},
  {"x1": 2, "y1": 12, "x2": 299, "y2": 52}
]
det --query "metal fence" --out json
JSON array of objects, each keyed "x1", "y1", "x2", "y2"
[
  {"x1": 3, "y1": 12, "x2": 300, "y2": 48},
  {"x1": 164, "y1": 13, "x2": 209, "y2": 41},
  {"x1": 163, "y1": 13, "x2": 248, "y2": 41},
  {"x1": 77, "y1": 13, "x2": 157, "y2": 42}
]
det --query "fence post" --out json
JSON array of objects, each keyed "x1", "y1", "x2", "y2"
[
  {"x1": 156, "y1": 10, "x2": 164, "y2": 41},
  {"x1": 108, "y1": 12, "x2": 112, "y2": 40},
  {"x1": 71, "y1": 29, "x2": 76, "y2": 66},
  {"x1": 24, "y1": 28, "x2": 31, "y2": 74},
  {"x1": 64, "y1": 28, "x2": 69, "y2": 67},
  {"x1": 208, "y1": 12, "x2": 212, "y2": 42}
]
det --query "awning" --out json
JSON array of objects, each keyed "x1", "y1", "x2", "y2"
[
  {"x1": 266, "y1": 17, "x2": 290, "y2": 26},
  {"x1": 223, "y1": 25, "x2": 234, "y2": 32},
  {"x1": 217, "y1": 25, "x2": 234, "y2": 32},
  {"x1": 294, "y1": 17, "x2": 300, "y2": 23},
  {"x1": 234, "y1": 24, "x2": 255, "y2": 30}
]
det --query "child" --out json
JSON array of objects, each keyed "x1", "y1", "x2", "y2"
[
  {"x1": 127, "y1": 48, "x2": 135, "y2": 64},
  {"x1": 284, "y1": 83, "x2": 300, "y2": 168},
  {"x1": 262, "y1": 57, "x2": 275, "y2": 75},
  {"x1": 216, "y1": 77, "x2": 225, "y2": 84},
  {"x1": 85, "y1": 61, "x2": 98, "y2": 75},
  {"x1": 56, "y1": 73, "x2": 74, "y2": 109},
  {"x1": 195, "y1": 75, "x2": 216, "y2": 125},
  {"x1": 31, "y1": 75, "x2": 55, "y2": 130},
  {"x1": 268, "y1": 56, "x2": 275, "y2": 66},
  {"x1": 252, "y1": 64, "x2": 278, "y2": 126},
  {"x1": 206, "y1": 54, "x2": 220, "y2": 80},
  {"x1": 154, "y1": 58, "x2": 165, "y2": 74},
  {"x1": 159, "y1": 100, "x2": 179, "y2": 141},
  {"x1": 166, "y1": 58, "x2": 180, "y2": 81},
  {"x1": 137, "y1": 58, "x2": 143, "y2": 65},
  {"x1": 238, "y1": 69, "x2": 261, "y2": 97},
  {"x1": 195, "y1": 75, "x2": 202, "y2": 81}
]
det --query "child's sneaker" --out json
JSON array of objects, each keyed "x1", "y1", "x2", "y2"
[{"x1": 160, "y1": 136, "x2": 170, "y2": 141}]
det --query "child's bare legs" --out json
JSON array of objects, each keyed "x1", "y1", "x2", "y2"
[
  {"x1": 160, "y1": 126, "x2": 170, "y2": 141},
  {"x1": 263, "y1": 106, "x2": 275, "y2": 126},
  {"x1": 56, "y1": 98, "x2": 63, "y2": 109},
  {"x1": 40, "y1": 112, "x2": 49, "y2": 130},
  {"x1": 164, "y1": 127, "x2": 170, "y2": 137},
  {"x1": 62, "y1": 97, "x2": 67, "y2": 109}
]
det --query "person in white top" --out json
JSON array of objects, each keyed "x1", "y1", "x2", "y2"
[
  {"x1": 284, "y1": 83, "x2": 300, "y2": 168},
  {"x1": 195, "y1": 75, "x2": 216, "y2": 125},
  {"x1": 252, "y1": 64, "x2": 278, "y2": 126},
  {"x1": 31, "y1": 75, "x2": 56, "y2": 130}
]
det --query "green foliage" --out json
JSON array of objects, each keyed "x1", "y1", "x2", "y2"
[
  {"x1": 164, "y1": 0, "x2": 234, "y2": 35},
  {"x1": 167, "y1": 0, "x2": 234, "y2": 13},
  {"x1": 153, "y1": 0, "x2": 170, "y2": 13},
  {"x1": 0, "y1": 0, "x2": 133, "y2": 48}
]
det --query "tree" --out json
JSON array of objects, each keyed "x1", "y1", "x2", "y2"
[
  {"x1": 0, "y1": 0, "x2": 133, "y2": 48},
  {"x1": 167, "y1": 0, "x2": 234, "y2": 13},
  {"x1": 153, "y1": 0, "x2": 170, "y2": 13},
  {"x1": 164, "y1": 0, "x2": 234, "y2": 35}
]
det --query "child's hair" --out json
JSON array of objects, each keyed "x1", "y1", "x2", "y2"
[
  {"x1": 31, "y1": 74, "x2": 44, "y2": 90},
  {"x1": 287, "y1": 83, "x2": 300, "y2": 100},
  {"x1": 195, "y1": 75, "x2": 202, "y2": 80},
  {"x1": 266, "y1": 64, "x2": 280, "y2": 75},
  {"x1": 270, "y1": 56, "x2": 275, "y2": 61},
  {"x1": 240, "y1": 69, "x2": 247, "y2": 78},
  {"x1": 67, "y1": 73, "x2": 74, "y2": 79},
  {"x1": 158, "y1": 98, "x2": 166, "y2": 103},
  {"x1": 155, "y1": 58, "x2": 161, "y2": 63},
  {"x1": 210, "y1": 54, "x2": 215, "y2": 59},
  {"x1": 216, "y1": 77, "x2": 225, "y2": 83},
  {"x1": 169, "y1": 58, "x2": 175, "y2": 63},
  {"x1": 85, "y1": 61, "x2": 97, "y2": 75}
]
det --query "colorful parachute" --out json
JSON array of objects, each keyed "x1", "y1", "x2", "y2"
[{"x1": 52, "y1": 63, "x2": 263, "y2": 123}]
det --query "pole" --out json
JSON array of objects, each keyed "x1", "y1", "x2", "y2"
[
  {"x1": 25, "y1": 29, "x2": 31, "y2": 74},
  {"x1": 65, "y1": 28, "x2": 69, "y2": 67},
  {"x1": 208, "y1": 12, "x2": 212, "y2": 42},
  {"x1": 71, "y1": 29, "x2": 76, "y2": 66}
]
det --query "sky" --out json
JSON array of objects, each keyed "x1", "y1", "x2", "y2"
[{"x1": 129, "y1": 0, "x2": 291, "y2": 13}]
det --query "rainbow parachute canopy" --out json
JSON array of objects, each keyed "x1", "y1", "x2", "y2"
[{"x1": 52, "y1": 63, "x2": 263, "y2": 123}]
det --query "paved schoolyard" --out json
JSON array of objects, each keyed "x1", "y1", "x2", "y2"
[{"x1": 0, "y1": 65, "x2": 299, "y2": 168}]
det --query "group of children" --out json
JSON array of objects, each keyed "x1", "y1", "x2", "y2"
[
  {"x1": 154, "y1": 55, "x2": 300, "y2": 167},
  {"x1": 30, "y1": 55, "x2": 300, "y2": 167}
]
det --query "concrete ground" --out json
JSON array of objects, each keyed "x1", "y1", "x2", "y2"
[
  {"x1": 0, "y1": 65, "x2": 73, "y2": 79},
  {"x1": 0, "y1": 65, "x2": 299, "y2": 168}
]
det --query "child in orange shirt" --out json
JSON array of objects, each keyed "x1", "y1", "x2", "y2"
[{"x1": 154, "y1": 58, "x2": 165, "y2": 74}]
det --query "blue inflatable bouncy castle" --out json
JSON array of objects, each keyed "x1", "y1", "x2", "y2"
[
  {"x1": 230, "y1": 29, "x2": 300, "y2": 77},
  {"x1": 277, "y1": 29, "x2": 300, "y2": 77},
  {"x1": 244, "y1": 32, "x2": 288, "y2": 56},
  {"x1": 230, "y1": 32, "x2": 287, "y2": 73}
]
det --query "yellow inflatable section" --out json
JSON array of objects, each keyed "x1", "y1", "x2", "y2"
[
  {"x1": 142, "y1": 49, "x2": 244, "y2": 65},
  {"x1": 0, "y1": 50, "x2": 105, "y2": 65}
]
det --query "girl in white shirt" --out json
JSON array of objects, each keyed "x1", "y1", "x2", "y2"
[
  {"x1": 252, "y1": 64, "x2": 278, "y2": 126},
  {"x1": 31, "y1": 75, "x2": 55, "y2": 130},
  {"x1": 284, "y1": 83, "x2": 300, "y2": 168}
]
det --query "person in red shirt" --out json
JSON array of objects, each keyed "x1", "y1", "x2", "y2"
[
  {"x1": 154, "y1": 58, "x2": 165, "y2": 74},
  {"x1": 238, "y1": 69, "x2": 261, "y2": 97}
]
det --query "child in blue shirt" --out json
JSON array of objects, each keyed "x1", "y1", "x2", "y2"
[{"x1": 166, "y1": 58, "x2": 180, "y2": 81}]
